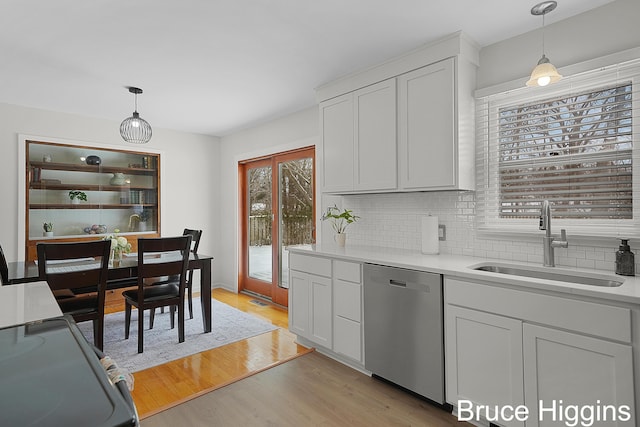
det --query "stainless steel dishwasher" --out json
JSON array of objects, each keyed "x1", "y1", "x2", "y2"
[{"x1": 363, "y1": 263, "x2": 445, "y2": 405}]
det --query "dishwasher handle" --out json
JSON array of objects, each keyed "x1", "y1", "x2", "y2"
[
  {"x1": 388, "y1": 279, "x2": 433, "y2": 293},
  {"x1": 389, "y1": 279, "x2": 407, "y2": 288}
]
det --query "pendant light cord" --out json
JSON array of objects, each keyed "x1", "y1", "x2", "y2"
[{"x1": 541, "y1": 13, "x2": 546, "y2": 56}]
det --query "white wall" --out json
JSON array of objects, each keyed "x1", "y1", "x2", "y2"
[
  {"x1": 218, "y1": 107, "x2": 318, "y2": 291},
  {"x1": 0, "y1": 103, "x2": 222, "y2": 283}
]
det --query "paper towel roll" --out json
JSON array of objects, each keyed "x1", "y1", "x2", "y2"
[{"x1": 421, "y1": 215, "x2": 439, "y2": 255}]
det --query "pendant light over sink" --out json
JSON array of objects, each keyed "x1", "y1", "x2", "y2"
[
  {"x1": 120, "y1": 86, "x2": 152, "y2": 144},
  {"x1": 526, "y1": 1, "x2": 562, "y2": 87}
]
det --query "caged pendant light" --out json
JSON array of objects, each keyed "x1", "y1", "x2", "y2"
[
  {"x1": 120, "y1": 86, "x2": 152, "y2": 144},
  {"x1": 526, "y1": 1, "x2": 562, "y2": 87}
]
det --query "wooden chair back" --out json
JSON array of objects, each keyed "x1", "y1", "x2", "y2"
[
  {"x1": 183, "y1": 228, "x2": 202, "y2": 254},
  {"x1": 136, "y1": 235, "x2": 192, "y2": 297},
  {"x1": 36, "y1": 240, "x2": 111, "y2": 350}
]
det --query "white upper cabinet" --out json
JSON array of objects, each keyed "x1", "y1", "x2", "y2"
[
  {"x1": 353, "y1": 79, "x2": 397, "y2": 191},
  {"x1": 398, "y1": 58, "x2": 457, "y2": 190},
  {"x1": 317, "y1": 32, "x2": 478, "y2": 194},
  {"x1": 320, "y1": 79, "x2": 397, "y2": 193},
  {"x1": 319, "y1": 94, "x2": 355, "y2": 193}
]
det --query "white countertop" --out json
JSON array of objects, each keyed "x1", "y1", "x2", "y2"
[
  {"x1": 0, "y1": 282, "x2": 63, "y2": 328},
  {"x1": 287, "y1": 244, "x2": 640, "y2": 304}
]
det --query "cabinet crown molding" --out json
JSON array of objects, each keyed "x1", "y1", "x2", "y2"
[{"x1": 315, "y1": 31, "x2": 479, "y2": 103}]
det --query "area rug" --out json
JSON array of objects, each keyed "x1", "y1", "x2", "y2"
[{"x1": 77, "y1": 298, "x2": 278, "y2": 373}]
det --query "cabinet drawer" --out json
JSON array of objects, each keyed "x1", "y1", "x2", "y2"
[
  {"x1": 334, "y1": 279, "x2": 361, "y2": 322},
  {"x1": 446, "y1": 278, "x2": 631, "y2": 343},
  {"x1": 334, "y1": 316, "x2": 362, "y2": 362},
  {"x1": 333, "y1": 260, "x2": 361, "y2": 283},
  {"x1": 289, "y1": 253, "x2": 331, "y2": 277}
]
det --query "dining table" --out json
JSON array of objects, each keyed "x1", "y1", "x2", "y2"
[{"x1": 5, "y1": 252, "x2": 214, "y2": 333}]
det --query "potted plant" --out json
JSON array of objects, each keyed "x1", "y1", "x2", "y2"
[
  {"x1": 43, "y1": 222, "x2": 54, "y2": 237},
  {"x1": 68, "y1": 190, "x2": 87, "y2": 204},
  {"x1": 138, "y1": 208, "x2": 151, "y2": 231},
  {"x1": 321, "y1": 204, "x2": 359, "y2": 247}
]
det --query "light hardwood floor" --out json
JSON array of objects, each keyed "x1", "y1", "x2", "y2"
[
  {"x1": 106, "y1": 288, "x2": 466, "y2": 426},
  {"x1": 105, "y1": 287, "x2": 311, "y2": 418},
  {"x1": 141, "y1": 351, "x2": 469, "y2": 427}
]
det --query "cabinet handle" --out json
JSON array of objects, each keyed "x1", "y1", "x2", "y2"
[{"x1": 389, "y1": 279, "x2": 407, "y2": 287}]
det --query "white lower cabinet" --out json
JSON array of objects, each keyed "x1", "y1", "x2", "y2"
[
  {"x1": 446, "y1": 306, "x2": 524, "y2": 427},
  {"x1": 289, "y1": 270, "x2": 332, "y2": 348},
  {"x1": 523, "y1": 324, "x2": 634, "y2": 427},
  {"x1": 333, "y1": 260, "x2": 363, "y2": 363},
  {"x1": 288, "y1": 253, "x2": 364, "y2": 367},
  {"x1": 445, "y1": 277, "x2": 635, "y2": 427},
  {"x1": 289, "y1": 254, "x2": 333, "y2": 348}
]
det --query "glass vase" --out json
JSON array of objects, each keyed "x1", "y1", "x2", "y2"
[{"x1": 112, "y1": 249, "x2": 122, "y2": 267}]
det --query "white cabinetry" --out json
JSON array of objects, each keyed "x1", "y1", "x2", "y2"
[
  {"x1": 288, "y1": 253, "x2": 332, "y2": 348},
  {"x1": 332, "y1": 260, "x2": 363, "y2": 363},
  {"x1": 446, "y1": 305, "x2": 524, "y2": 427},
  {"x1": 398, "y1": 58, "x2": 472, "y2": 190},
  {"x1": 288, "y1": 252, "x2": 364, "y2": 368},
  {"x1": 445, "y1": 277, "x2": 635, "y2": 427},
  {"x1": 319, "y1": 79, "x2": 397, "y2": 193},
  {"x1": 523, "y1": 324, "x2": 634, "y2": 427},
  {"x1": 319, "y1": 94, "x2": 354, "y2": 193},
  {"x1": 317, "y1": 33, "x2": 477, "y2": 195}
]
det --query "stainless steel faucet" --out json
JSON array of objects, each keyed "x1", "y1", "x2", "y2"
[{"x1": 539, "y1": 200, "x2": 569, "y2": 267}]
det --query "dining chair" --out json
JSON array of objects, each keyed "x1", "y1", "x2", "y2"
[
  {"x1": 182, "y1": 228, "x2": 202, "y2": 318},
  {"x1": 0, "y1": 243, "x2": 9, "y2": 285},
  {"x1": 123, "y1": 235, "x2": 192, "y2": 354},
  {"x1": 36, "y1": 240, "x2": 111, "y2": 351},
  {"x1": 151, "y1": 228, "x2": 202, "y2": 322}
]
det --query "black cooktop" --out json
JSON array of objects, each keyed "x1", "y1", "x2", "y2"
[{"x1": 0, "y1": 316, "x2": 137, "y2": 427}]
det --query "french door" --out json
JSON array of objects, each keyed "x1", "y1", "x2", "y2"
[{"x1": 239, "y1": 147, "x2": 315, "y2": 307}]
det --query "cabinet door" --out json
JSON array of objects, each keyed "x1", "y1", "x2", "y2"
[
  {"x1": 353, "y1": 79, "x2": 397, "y2": 191},
  {"x1": 310, "y1": 274, "x2": 332, "y2": 348},
  {"x1": 446, "y1": 305, "x2": 525, "y2": 427},
  {"x1": 398, "y1": 58, "x2": 455, "y2": 190},
  {"x1": 319, "y1": 94, "x2": 354, "y2": 193},
  {"x1": 523, "y1": 324, "x2": 635, "y2": 427},
  {"x1": 288, "y1": 270, "x2": 310, "y2": 337}
]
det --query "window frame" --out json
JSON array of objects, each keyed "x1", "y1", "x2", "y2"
[{"x1": 476, "y1": 59, "x2": 640, "y2": 238}]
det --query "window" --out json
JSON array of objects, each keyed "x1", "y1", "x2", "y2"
[{"x1": 476, "y1": 60, "x2": 640, "y2": 237}]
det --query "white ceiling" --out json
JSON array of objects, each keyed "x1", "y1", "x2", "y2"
[{"x1": 1, "y1": 0, "x2": 615, "y2": 137}]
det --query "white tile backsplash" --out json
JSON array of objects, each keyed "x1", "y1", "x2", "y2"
[{"x1": 327, "y1": 191, "x2": 638, "y2": 275}]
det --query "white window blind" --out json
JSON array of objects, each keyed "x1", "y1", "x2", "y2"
[{"x1": 476, "y1": 59, "x2": 640, "y2": 237}]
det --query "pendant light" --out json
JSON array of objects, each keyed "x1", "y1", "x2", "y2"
[
  {"x1": 526, "y1": 1, "x2": 562, "y2": 87},
  {"x1": 120, "y1": 86, "x2": 152, "y2": 144}
]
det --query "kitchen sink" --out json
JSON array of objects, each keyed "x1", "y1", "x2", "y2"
[{"x1": 469, "y1": 262, "x2": 624, "y2": 287}]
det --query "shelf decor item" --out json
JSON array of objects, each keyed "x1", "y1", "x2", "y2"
[
  {"x1": 120, "y1": 86, "x2": 152, "y2": 144},
  {"x1": 109, "y1": 173, "x2": 126, "y2": 185},
  {"x1": 43, "y1": 222, "x2": 54, "y2": 237},
  {"x1": 83, "y1": 224, "x2": 107, "y2": 234},
  {"x1": 68, "y1": 190, "x2": 87, "y2": 204},
  {"x1": 321, "y1": 204, "x2": 359, "y2": 247},
  {"x1": 85, "y1": 155, "x2": 101, "y2": 165},
  {"x1": 103, "y1": 229, "x2": 131, "y2": 267}
]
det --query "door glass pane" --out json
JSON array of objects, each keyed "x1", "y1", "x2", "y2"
[
  {"x1": 248, "y1": 165, "x2": 272, "y2": 282},
  {"x1": 278, "y1": 157, "x2": 314, "y2": 288}
]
